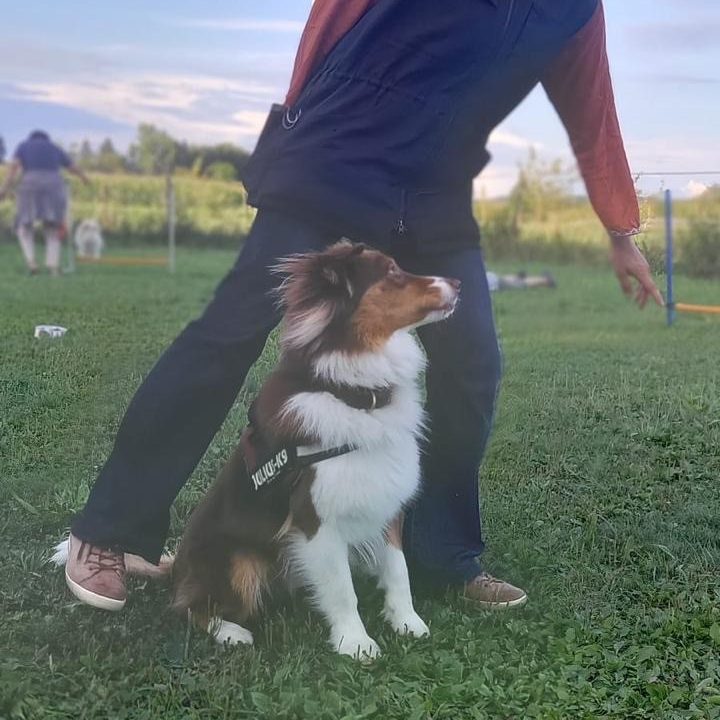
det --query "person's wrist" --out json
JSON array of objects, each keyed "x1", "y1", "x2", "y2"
[{"x1": 608, "y1": 230, "x2": 639, "y2": 249}]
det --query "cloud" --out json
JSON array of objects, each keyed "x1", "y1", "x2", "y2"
[
  {"x1": 466, "y1": 126, "x2": 547, "y2": 197},
  {"x1": 639, "y1": 73, "x2": 720, "y2": 85},
  {"x1": 473, "y1": 166, "x2": 519, "y2": 199},
  {"x1": 0, "y1": 41, "x2": 116, "y2": 79},
  {"x1": 9, "y1": 75, "x2": 280, "y2": 147},
  {"x1": 626, "y1": 137, "x2": 720, "y2": 173},
  {"x1": 14, "y1": 74, "x2": 277, "y2": 111},
  {"x1": 231, "y1": 111, "x2": 271, "y2": 138},
  {"x1": 489, "y1": 129, "x2": 543, "y2": 150},
  {"x1": 0, "y1": 36, "x2": 296, "y2": 101},
  {"x1": 684, "y1": 180, "x2": 709, "y2": 198},
  {"x1": 630, "y1": 20, "x2": 720, "y2": 53},
  {"x1": 172, "y1": 18, "x2": 304, "y2": 33}
]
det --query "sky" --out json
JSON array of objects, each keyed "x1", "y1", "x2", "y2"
[{"x1": 1, "y1": 0, "x2": 719, "y2": 198}]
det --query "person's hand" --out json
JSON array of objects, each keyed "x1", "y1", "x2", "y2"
[{"x1": 609, "y1": 234, "x2": 664, "y2": 309}]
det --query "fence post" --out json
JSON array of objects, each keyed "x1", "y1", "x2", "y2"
[
  {"x1": 664, "y1": 189, "x2": 675, "y2": 326},
  {"x1": 65, "y1": 193, "x2": 76, "y2": 274},
  {"x1": 166, "y1": 175, "x2": 176, "y2": 274}
]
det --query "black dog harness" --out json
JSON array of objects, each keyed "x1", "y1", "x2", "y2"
[
  {"x1": 248, "y1": 443, "x2": 357, "y2": 492},
  {"x1": 243, "y1": 384, "x2": 393, "y2": 492}
]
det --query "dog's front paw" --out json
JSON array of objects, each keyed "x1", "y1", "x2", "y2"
[
  {"x1": 211, "y1": 619, "x2": 254, "y2": 647},
  {"x1": 333, "y1": 631, "x2": 382, "y2": 661},
  {"x1": 386, "y1": 610, "x2": 430, "y2": 637}
]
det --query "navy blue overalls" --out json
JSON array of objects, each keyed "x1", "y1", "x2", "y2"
[{"x1": 74, "y1": 0, "x2": 597, "y2": 584}]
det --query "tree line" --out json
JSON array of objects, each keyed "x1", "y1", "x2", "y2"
[{"x1": 68, "y1": 124, "x2": 250, "y2": 181}]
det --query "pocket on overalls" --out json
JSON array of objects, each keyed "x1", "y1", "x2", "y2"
[
  {"x1": 242, "y1": 103, "x2": 287, "y2": 196},
  {"x1": 395, "y1": 185, "x2": 480, "y2": 252}
]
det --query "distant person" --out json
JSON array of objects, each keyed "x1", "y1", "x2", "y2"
[
  {"x1": 0, "y1": 135, "x2": 6, "y2": 164},
  {"x1": 0, "y1": 130, "x2": 89, "y2": 276},
  {"x1": 61, "y1": 0, "x2": 662, "y2": 614}
]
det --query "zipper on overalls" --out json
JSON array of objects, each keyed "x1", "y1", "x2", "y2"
[
  {"x1": 501, "y1": 0, "x2": 515, "y2": 44},
  {"x1": 392, "y1": 1, "x2": 515, "y2": 239},
  {"x1": 394, "y1": 189, "x2": 408, "y2": 235}
]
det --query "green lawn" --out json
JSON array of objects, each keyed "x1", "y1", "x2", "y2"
[{"x1": 1, "y1": 243, "x2": 719, "y2": 719}]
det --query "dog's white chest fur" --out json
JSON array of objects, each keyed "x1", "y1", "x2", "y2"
[
  {"x1": 283, "y1": 331, "x2": 425, "y2": 545},
  {"x1": 311, "y1": 424, "x2": 420, "y2": 544}
]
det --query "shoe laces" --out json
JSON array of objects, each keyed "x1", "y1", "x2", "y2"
[
  {"x1": 473, "y1": 572, "x2": 504, "y2": 586},
  {"x1": 84, "y1": 544, "x2": 126, "y2": 577}
]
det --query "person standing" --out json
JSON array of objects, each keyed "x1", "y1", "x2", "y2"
[
  {"x1": 0, "y1": 130, "x2": 89, "y2": 276},
  {"x1": 62, "y1": 0, "x2": 662, "y2": 612}
]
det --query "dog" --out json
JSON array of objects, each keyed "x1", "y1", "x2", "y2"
[
  {"x1": 73, "y1": 219, "x2": 104, "y2": 259},
  {"x1": 172, "y1": 241, "x2": 460, "y2": 659}
]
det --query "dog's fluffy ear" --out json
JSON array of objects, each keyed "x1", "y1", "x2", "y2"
[
  {"x1": 272, "y1": 241, "x2": 365, "y2": 308},
  {"x1": 318, "y1": 241, "x2": 367, "y2": 296},
  {"x1": 321, "y1": 264, "x2": 342, "y2": 287}
]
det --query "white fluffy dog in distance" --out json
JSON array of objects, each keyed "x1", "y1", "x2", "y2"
[{"x1": 74, "y1": 219, "x2": 104, "y2": 259}]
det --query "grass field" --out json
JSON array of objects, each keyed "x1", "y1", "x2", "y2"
[{"x1": 2, "y1": 243, "x2": 720, "y2": 719}]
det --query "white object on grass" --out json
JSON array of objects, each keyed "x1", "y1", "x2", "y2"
[{"x1": 34, "y1": 325, "x2": 67, "y2": 339}]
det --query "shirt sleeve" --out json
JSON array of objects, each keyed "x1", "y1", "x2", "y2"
[
  {"x1": 56, "y1": 145, "x2": 72, "y2": 168},
  {"x1": 285, "y1": 0, "x2": 378, "y2": 107},
  {"x1": 541, "y1": 1, "x2": 639, "y2": 237}
]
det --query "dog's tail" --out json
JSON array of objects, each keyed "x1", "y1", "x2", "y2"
[{"x1": 50, "y1": 535, "x2": 174, "y2": 578}]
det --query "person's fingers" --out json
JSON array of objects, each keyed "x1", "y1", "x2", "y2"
[
  {"x1": 637, "y1": 285, "x2": 649, "y2": 309},
  {"x1": 635, "y1": 283, "x2": 647, "y2": 305},
  {"x1": 637, "y1": 269, "x2": 665, "y2": 307},
  {"x1": 616, "y1": 270, "x2": 633, "y2": 297},
  {"x1": 648, "y1": 280, "x2": 665, "y2": 307}
]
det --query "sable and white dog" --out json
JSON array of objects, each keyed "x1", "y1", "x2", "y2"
[
  {"x1": 172, "y1": 241, "x2": 460, "y2": 659},
  {"x1": 73, "y1": 219, "x2": 104, "y2": 259}
]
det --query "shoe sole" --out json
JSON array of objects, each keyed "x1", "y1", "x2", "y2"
[
  {"x1": 462, "y1": 593, "x2": 528, "y2": 610},
  {"x1": 65, "y1": 569, "x2": 126, "y2": 611}
]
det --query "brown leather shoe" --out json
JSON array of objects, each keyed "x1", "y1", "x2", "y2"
[
  {"x1": 65, "y1": 533, "x2": 127, "y2": 611},
  {"x1": 463, "y1": 572, "x2": 528, "y2": 609}
]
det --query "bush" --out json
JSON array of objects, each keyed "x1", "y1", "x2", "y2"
[
  {"x1": 679, "y1": 219, "x2": 720, "y2": 278},
  {"x1": 481, "y1": 207, "x2": 520, "y2": 261},
  {"x1": 204, "y1": 162, "x2": 237, "y2": 182},
  {"x1": 481, "y1": 205, "x2": 609, "y2": 265},
  {"x1": 636, "y1": 236, "x2": 666, "y2": 276}
]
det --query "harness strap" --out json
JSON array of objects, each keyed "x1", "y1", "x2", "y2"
[
  {"x1": 245, "y1": 422, "x2": 358, "y2": 493},
  {"x1": 294, "y1": 443, "x2": 358, "y2": 469},
  {"x1": 245, "y1": 378, "x2": 384, "y2": 492}
]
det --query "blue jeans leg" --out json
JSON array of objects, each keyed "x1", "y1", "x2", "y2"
[
  {"x1": 401, "y1": 248, "x2": 502, "y2": 586},
  {"x1": 71, "y1": 210, "x2": 335, "y2": 562}
]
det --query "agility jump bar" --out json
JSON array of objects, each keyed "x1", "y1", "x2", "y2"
[
  {"x1": 75, "y1": 256, "x2": 169, "y2": 267},
  {"x1": 674, "y1": 302, "x2": 720, "y2": 316},
  {"x1": 665, "y1": 189, "x2": 720, "y2": 325}
]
